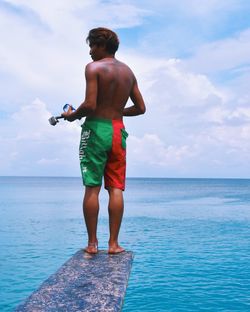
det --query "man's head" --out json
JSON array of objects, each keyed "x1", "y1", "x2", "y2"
[{"x1": 86, "y1": 27, "x2": 119, "y2": 55}]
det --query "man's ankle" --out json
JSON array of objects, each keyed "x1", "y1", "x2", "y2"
[{"x1": 108, "y1": 240, "x2": 118, "y2": 246}]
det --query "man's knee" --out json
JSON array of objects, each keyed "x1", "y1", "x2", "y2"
[
  {"x1": 107, "y1": 187, "x2": 123, "y2": 195},
  {"x1": 84, "y1": 186, "x2": 101, "y2": 196}
]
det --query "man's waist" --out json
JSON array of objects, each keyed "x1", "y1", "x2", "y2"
[{"x1": 85, "y1": 116, "x2": 124, "y2": 126}]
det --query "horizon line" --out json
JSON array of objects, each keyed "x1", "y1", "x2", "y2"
[{"x1": 0, "y1": 175, "x2": 249, "y2": 180}]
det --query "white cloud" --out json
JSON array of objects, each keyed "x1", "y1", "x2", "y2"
[
  {"x1": 121, "y1": 50, "x2": 250, "y2": 177},
  {"x1": 4, "y1": 0, "x2": 149, "y2": 30},
  {"x1": 0, "y1": 99, "x2": 81, "y2": 176},
  {"x1": 204, "y1": 106, "x2": 250, "y2": 125},
  {"x1": 0, "y1": 0, "x2": 250, "y2": 177},
  {"x1": 128, "y1": 134, "x2": 195, "y2": 167},
  {"x1": 210, "y1": 124, "x2": 250, "y2": 151},
  {"x1": 186, "y1": 29, "x2": 250, "y2": 74},
  {"x1": 77, "y1": 2, "x2": 151, "y2": 29},
  {"x1": 37, "y1": 158, "x2": 61, "y2": 165},
  {"x1": 0, "y1": 0, "x2": 151, "y2": 114},
  {"x1": 132, "y1": 0, "x2": 243, "y2": 17}
]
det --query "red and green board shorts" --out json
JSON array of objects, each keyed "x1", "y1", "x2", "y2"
[{"x1": 79, "y1": 117, "x2": 129, "y2": 191}]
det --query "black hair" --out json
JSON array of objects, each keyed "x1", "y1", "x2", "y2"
[{"x1": 86, "y1": 27, "x2": 119, "y2": 54}]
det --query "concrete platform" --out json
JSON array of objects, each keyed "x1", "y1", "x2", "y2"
[{"x1": 15, "y1": 249, "x2": 134, "y2": 312}]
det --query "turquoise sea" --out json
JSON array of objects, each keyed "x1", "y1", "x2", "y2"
[{"x1": 1, "y1": 177, "x2": 250, "y2": 311}]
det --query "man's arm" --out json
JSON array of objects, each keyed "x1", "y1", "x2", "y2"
[
  {"x1": 123, "y1": 78, "x2": 146, "y2": 116},
  {"x1": 62, "y1": 63, "x2": 98, "y2": 121}
]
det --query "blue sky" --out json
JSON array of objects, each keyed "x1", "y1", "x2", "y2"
[{"x1": 0, "y1": 0, "x2": 250, "y2": 178}]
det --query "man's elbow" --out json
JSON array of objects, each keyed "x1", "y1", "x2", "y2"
[
  {"x1": 139, "y1": 105, "x2": 146, "y2": 115},
  {"x1": 81, "y1": 101, "x2": 96, "y2": 114}
]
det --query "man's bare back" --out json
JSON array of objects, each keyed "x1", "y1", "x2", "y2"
[
  {"x1": 88, "y1": 58, "x2": 134, "y2": 120},
  {"x1": 63, "y1": 44, "x2": 145, "y2": 121}
]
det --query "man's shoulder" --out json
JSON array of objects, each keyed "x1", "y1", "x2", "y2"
[
  {"x1": 85, "y1": 60, "x2": 110, "y2": 72},
  {"x1": 85, "y1": 62, "x2": 102, "y2": 77},
  {"x1": 85, "y1": 59, "x2": 134, "y2": 79},
  {"x1": 116, "y1": 59, "x2": 132, "y2": 70},
  {"x1": 85, "y1": 61, "x2": 98, "y2": 70},
  {"x1": 115, "y1": 60, "x2": 136, "y2": 81}
]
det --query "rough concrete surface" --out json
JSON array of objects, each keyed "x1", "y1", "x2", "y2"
[{"x1": 15, "y1": 250, "x2": 134, "y2": 312}]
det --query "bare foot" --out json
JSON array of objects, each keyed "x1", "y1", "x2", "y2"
[
  {"x1": 84, "y1": 242, "x2": 98, "y2": 254},
  {"x1": 108, "y1": 245, "x2": 125, "y2": 254}
]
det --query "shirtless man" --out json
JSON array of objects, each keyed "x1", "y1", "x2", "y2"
[{"x1": 62, "y1": 28, "x2": 145, "y2": 254}]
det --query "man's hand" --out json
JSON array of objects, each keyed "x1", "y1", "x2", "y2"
[{"x1": 62, "y1": 105, "x2": 76, "y2": 122}]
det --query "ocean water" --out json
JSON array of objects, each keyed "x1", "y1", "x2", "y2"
[{"x1": 0, "y1": 177, "x2": 250, "y2": 311}]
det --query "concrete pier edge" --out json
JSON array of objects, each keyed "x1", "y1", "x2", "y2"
[{"x1": 15, "y1": 249, "x2": 134, "y2": 312}]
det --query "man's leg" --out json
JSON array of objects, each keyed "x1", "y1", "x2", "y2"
[
  {"x1": 83, "y1": 185, "x2": 101, "y2": 254},
  {"x1": 107, "y1": 187, "x2": 125, "y2": 254}
]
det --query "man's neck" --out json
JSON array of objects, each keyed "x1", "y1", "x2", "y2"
[{"x1": 102, "y1": 53, "x2": 115, "y2": 59}]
